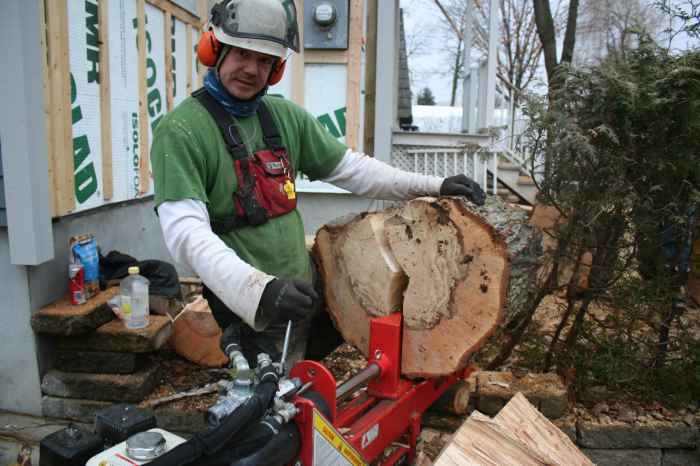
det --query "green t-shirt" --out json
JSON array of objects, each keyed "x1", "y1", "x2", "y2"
[{"x1": 151, "y1": 94, "x2": 346, "y2": 282}]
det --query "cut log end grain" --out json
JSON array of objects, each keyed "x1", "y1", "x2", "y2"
[
  {"x1": 434, "y1": 393, "x2": 592, "y2": 466},
  {"x1": 314, "y1": 196, "x2": 536, "y2": 378}
]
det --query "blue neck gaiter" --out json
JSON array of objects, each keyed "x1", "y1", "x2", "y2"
[{"x1": 203, "y1": 68, "x2": 266, "y2": 118}]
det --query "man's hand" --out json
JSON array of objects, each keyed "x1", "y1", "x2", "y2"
[
  {"x1": 440, "y1": 174, "x2": 486, "y2": 206},
  {"x1": 259, "y1": 278, "x2": 319, "y2": 322}
]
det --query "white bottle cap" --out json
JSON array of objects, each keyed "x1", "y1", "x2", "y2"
[{"x1": 128, "y1": 266, "x2": 140, "y2": 275}]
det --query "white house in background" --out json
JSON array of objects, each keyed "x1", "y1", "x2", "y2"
[{"x1": 412, "y1": 105, "x2": 512, "y2": 134}]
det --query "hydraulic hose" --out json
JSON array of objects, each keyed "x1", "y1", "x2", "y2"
[
  {"x1": 147, "y1": 365, "x2": 279, "y2": 466},
  {"x1": 194, "y1": 415, "x2": 299, "y2": 466},
  {"x1": 228, "y1": 422, "x2": 301, "y2": 466},
  {"x1": 225, "y1": 416, "x2": 284, "y2": 456}
]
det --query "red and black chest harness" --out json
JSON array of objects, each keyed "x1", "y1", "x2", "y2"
[{"x1": 193, "y1": 88, "x2": 297, "y2": 234}]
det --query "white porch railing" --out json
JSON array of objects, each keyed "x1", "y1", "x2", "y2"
[{"x1": 391, "y1": 131, "x2": 499, "y2": 195}]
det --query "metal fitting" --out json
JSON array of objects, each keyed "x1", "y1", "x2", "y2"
[
  {"x1": 230, "y1": 351, "x2": 252, "y2": 386},
  {"x1": 276, "y1": 377, "x2": 302, "y2": 399},
  {"x1": 257, "y1": 353, "x2": 273, "y2": 368},
  {"x1": 272, "y1": 399, "x2": 299, "y2": 423}
]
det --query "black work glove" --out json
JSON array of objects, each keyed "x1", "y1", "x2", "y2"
[
  {"x1": 440, "y1": 174, "x2": 486, "y2": 206},
  {"x1": 259, "y1": 278, "x2": 319, "y2": 322}
]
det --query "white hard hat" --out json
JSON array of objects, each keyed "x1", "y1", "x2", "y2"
[{"x1": 210, "y1": 0, "x2": 300, "y2": 59}]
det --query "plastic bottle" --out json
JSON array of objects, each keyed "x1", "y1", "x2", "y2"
[{"x1": 120, "y1": 266, "x2": 150, "y2": 329}]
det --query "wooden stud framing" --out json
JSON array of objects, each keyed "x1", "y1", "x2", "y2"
[
  {"x1": 41, "y1": 0, "x2": 202, "y2": 215},
  {"x1": 137, "y1": 0, "x2": 150, "y2": 194},
  {"x1": 186, "y1": 24, "x2": 193, "y2": 95},
  {"x1": 197, "y1": 0, "x2": 208, "y2": 27},
  {"x1": 292, "y1": 0, "x2": 305, "y2": 105},
  {"x1": 45, "y1": 0, "x2": 75, "y2": 216},
  {"x1": 146, "y1": 0, "x2": 200, "y2": 26},
  {"x1": 165, "y1": 13, "x2": 174, "y2": 112},
  {"x1": 40, "y1": 0, "x2": 52, "y2": 212},
  {"x1": 197, "y1": 0, "x2": 209, "y2": 88},
  {"x1": 99, "y1": 0, "x2": 113, "y2": 200},
  {"x1": 345, "y1": 0, "x2": 363, "y2": 150},
  {"x1": 363, "y1": 0, "x2": 378, "y2": 156}
]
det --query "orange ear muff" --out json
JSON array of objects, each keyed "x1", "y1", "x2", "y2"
[
  {"x1": 197, "y1": 30, "x2": 221, "y2": 67},
  {"x1": 268, "y1": 59, "x2": 287, "y2": 85}
]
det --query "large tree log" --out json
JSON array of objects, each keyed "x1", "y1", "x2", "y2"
[{"x1": 314, "y1": 197, "x2": 542, "y2": 378}]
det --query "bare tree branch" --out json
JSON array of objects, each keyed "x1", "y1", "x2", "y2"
[{"x1": 560, "y1": 0, "x2": 580, "y2": 64}]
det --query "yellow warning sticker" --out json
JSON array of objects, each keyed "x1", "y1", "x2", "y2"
[{"x1": 312, "y1": 409, "x2": 367, "y2": 466}]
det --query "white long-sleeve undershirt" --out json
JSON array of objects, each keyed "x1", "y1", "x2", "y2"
[
  {"x1": 321, "y1": 149, "x2": 443, "y2": 199},
  {"x1": 157, "y1": 149, "x2": 444, "y2": 328},
  {"x1": 157, "y1": 199, "x2": 275, "y2": 330}
]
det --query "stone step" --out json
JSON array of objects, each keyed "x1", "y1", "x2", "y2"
[
  {"x1": 31, "y1": 287, "x2": 119, "y2": 336},
  {"x1": 40, "y1": 397, "x2": 207, "y2": 434},
  {"x1": 53, "y1": 350, "x2": 140, "y2": 374},
  {"x1": 57, "y1": 314, "x2": 172, "y2": 353},
  {"x1": 41, "y1": 362, "x2": 160, "y2": 403},
  {"x1": 41, "y1": 396, "x2": 111, "y2": 423}
]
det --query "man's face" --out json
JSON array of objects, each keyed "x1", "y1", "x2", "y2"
[{"x1": 218, "y1": 47, "x2": 276, "y2": 100}]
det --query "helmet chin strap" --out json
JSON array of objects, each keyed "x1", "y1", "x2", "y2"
[{"x1": 215, "y1": 45, "x2": 232, "y2": 76}]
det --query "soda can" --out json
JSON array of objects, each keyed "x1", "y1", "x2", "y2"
[{"x1": 69, "y1": 263, "x2": 86, "y2": 305}]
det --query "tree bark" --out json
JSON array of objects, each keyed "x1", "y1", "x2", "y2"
[
  {"x1": 533, "y1": 0, "x2": 580, "y2": 91},
  {"x1": 313, "y1": 197, "x2": 543, "y2": 378},
  {"x1": 533, "y1": 0, "x2": 558, "y2": 84},
  {"x1": 560, "y1": 0, "x2": 580, "y2": 65}
]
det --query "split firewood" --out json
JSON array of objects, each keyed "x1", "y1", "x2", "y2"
[
  {"x1": 434, "y1": 410, "x2": 549, "y2": 465},
  {"x1": 434, "y1": 394, "x2": 592, "y2": 466},
  {"x1": 493, "y1": 393, "x2": 593, "y2": 466},
  {"x1": 435, "y1": 393, "x2": 593, "y2": 466},
  {"x1": 314, "y1": 196, "x2": 542, "y2": 378}
]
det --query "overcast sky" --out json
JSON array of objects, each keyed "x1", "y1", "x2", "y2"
[{"x1": 401, "y1": 0, "x2": 699, "y2": 106}]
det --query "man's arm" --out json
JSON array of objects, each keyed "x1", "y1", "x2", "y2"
[
  {"x1": 320, "y1": 149, "x2": 485, "y2": 205},
  {"x1": 321, "y1": 149, "x2": 442, "y2": 199},
  {"x1": 157, "y1": 199, "x2": 275, "y2": 330},
  {"x1": 158, "y1": 199, "x2": 319, "y2": 329}
]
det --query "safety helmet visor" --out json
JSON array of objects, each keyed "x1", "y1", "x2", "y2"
[{"x1": 210, "y1": 0, "x2": 300, "y2": 57}]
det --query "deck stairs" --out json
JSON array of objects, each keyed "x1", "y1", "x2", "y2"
[{"x1": 491, "y1": 158, "x2": 538, "y2": 205}]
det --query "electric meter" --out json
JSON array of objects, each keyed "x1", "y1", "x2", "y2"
[{"x1": 314, "y1": 3, "x2": 337, "y2": 27}]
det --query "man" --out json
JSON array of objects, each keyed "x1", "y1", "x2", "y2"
[{"x1": 151, "y1": 0, "x2": 485, "y2": 365}]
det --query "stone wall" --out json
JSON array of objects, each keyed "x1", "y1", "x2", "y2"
[{"x1": 470, "y1": 371, "x2": 699, "y2": 466}]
